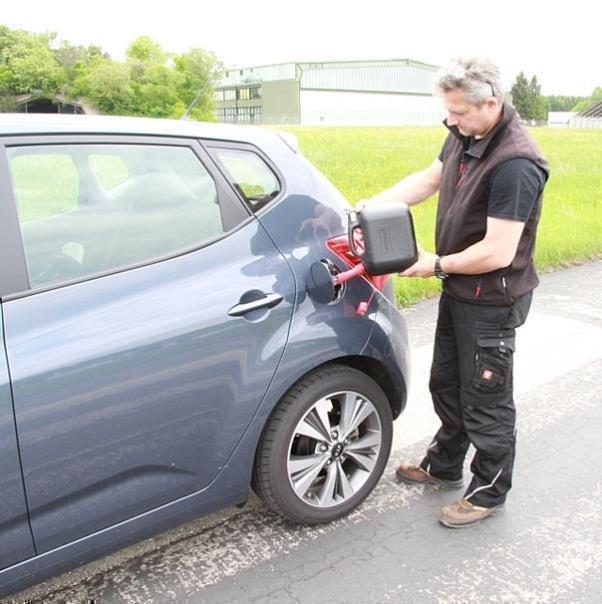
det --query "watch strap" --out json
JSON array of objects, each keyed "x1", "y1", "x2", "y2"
[{"x1": 434, "y1": 255, "x2": 449, "y2": 280}]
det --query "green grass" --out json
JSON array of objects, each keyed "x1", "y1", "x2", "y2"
[{"x1": 282, "y1": 126, "x2": 602, "y2": 306}]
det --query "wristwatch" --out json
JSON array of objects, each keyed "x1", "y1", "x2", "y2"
[{"x1": 434, "y1": 255, "x2": 449, "y2": 280}]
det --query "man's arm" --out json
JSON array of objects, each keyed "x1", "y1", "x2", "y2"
[
  {"x1": 440, "y1": 217, "x2": 525, "y2": 274},
  {"x1": 361, "y1": 158, "x2": 442, "y2": 207},
  {"x1": 401, "y1": 158, "x2": 545, "y2": 278},
  {"x1": 400, "y1": 217, "x2": 525, "y2": 278}
]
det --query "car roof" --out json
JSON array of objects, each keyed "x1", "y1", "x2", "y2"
[{"x1": 0, "y1": 114, "x2": 280, "y2": 146}]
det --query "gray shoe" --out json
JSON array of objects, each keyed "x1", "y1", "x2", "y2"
[{"x1": 395, "y1": 463, "x2": 464, "y2": 488}]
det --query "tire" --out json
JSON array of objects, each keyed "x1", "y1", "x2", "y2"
[{"x1": 252, "y1": 364, "x2": 393, "y2": 524}]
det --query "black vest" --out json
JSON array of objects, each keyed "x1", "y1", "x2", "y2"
[{"x1": 437, "y1": 104, "x2": 550, "y2": 305}]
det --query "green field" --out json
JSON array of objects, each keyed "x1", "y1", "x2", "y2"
[{"x1": 282, "y1": 126, "x2": 602, "y2": 306}]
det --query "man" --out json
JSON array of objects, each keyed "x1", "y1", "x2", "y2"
[{"x1": 362, "y1": 57, "x2": 549, "y2": 528}]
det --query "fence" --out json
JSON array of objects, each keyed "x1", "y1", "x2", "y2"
[{"x1": 568, "y1": 117, "x2": 602, "y2": 129}]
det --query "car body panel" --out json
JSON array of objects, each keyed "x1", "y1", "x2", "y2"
[
  {"x1": 0, "y1": 305, "x2": 36, "y2": 570},
  {"x1": 3, "y1": 218, "x2": 296, "y2": 553}
]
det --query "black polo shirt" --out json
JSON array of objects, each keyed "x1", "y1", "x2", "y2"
[{"x1": 439, "y1": 144, "x2": 547, "y2": 223}]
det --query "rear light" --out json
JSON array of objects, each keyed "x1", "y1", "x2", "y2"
[{"x1": 326, "y1": 235, "x2": 391, "y2": 292}]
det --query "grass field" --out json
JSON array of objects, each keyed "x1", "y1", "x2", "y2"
[{"x1": 282, "y1": 126, "x2": 602, "y2": 306}]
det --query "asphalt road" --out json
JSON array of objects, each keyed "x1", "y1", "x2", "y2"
[{"x1": 9, "y1": 261, "x2": 602, "y2": 604}]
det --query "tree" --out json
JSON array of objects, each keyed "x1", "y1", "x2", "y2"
[
  {"x1": 572, "y1": 87, "x2": 602, "y2": 112},
  {"x1": 124, "y1": 36, "x2": 182, "y2": 118},
  {"x1": 0, "y1": 26, "x2": 65, "y2": 94},
  {"x1": 529, "y1": 76, "x2": 549, "y2": 121},
  {"x1": 173, "y1": 48, "x2": 221, "y2": 120},
  {"x1": 511, "y1": 72, "x2": 530, "y2": 118},
  {"x1": 54, "y1": 41, "x2": 110, "y2": 94},
  {"x1": 0, "y1": 25, "x2": 221, "y2": 120},
  {"x1": 126, "y1": 36, "x2": 166, "y2": 64},
  {"x1": 0, "y1": 94, "x2": 16, "y2": 111},
  {"x1": 74, "y1": 61, "x2": 134, "y2": 114},
  {"x1": 511, "y1": 72, "x2": 547, "y2": 121},
  {"x1": 9, "y1": 45, "x2": 66, "y2": 93},
  {"x1": 546, "y1": 95, "x2": 587, "y2": 112},
  {"x1": 130, "y1": 63, "x2": 181, "y2": 118}
]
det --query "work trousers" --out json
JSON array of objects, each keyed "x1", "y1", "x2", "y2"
[{"x1": 420, "y1": 291, "x2": 532, "y2": 507}]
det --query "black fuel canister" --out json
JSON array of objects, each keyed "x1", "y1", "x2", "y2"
[{"x1": 349, "y1": 202, "x2": 418, "y2": 276}]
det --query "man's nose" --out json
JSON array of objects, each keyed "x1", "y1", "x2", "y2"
[{"x1": 447, "y1": 113, "x2": 458, "y2": 126}]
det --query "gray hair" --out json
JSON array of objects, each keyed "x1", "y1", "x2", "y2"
[{"x1": 436, "y1": 57, "x2": 504, "y2": 105}]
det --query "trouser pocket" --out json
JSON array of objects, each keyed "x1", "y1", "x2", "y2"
[{"x1": 472, "y1": 329, "x2": 515, "y2": 394}]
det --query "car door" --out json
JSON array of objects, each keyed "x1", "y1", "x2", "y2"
[
  {"x1": 0, "y1": 135, "x2": 295, "y2": 554},
  {"x1": 0, "y1": 304, "x2": 36, "y2": 570}
]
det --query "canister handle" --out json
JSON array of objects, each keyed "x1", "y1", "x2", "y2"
[{"x1": 347, "y1": 210, "x2": 363, "y2": 257}]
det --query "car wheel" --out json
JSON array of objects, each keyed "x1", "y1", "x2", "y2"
[{"x1": 253, "y1": 364, "x2": 393, "y2": 524}]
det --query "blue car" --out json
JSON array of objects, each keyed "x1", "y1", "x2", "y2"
[{"x1": 0, "y1": 114, "x2": 410, "y2": 595}]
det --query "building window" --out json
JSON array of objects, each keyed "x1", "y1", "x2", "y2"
[
  {"x1": 250, "y1": 86, "x2": 262, "y2": 100},
  {"x1": 224, "y1": 89, "x2": 236, "y2": 101},
  {"x1": 236, "y1": 106, "x2": 251, "y2": 123},
  {"x1": 250, "y1": 106, "x2": 262, "y2": 124},
  {"x1": 237, "y1": 88, "x2": 250, "y2": 101},
  {"x1": 222, "y1": 107, "x2": 237, "y2": 123}
]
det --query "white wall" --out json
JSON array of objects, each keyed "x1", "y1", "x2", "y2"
[
  {"x1": 300, "y1": 90, "x2": 444, "y2": 126},
  {"x1": 548, "y1": 111, "x2": 577, "y2": 127}
]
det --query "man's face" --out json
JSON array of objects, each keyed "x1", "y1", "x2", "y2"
[{"x1": 442, "y1": 88, "x2": 501, "y2": 138}]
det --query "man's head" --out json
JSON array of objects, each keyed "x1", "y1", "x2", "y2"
[{"x1": 436, "y1": 57, "x2": 504, "y2": 139}]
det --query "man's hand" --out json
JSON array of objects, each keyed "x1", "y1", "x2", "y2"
[{"x1": 399, "y1": 245, "x2": 438, "y2": 278}]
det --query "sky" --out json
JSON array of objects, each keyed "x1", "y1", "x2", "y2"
[{"x1": 2, "y1": 0, "x2": 599, "y2": 96}]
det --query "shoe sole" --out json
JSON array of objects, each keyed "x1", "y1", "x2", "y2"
[
  {"x1": 439, "y1": 505, "x2": 505, "y2": 529},
  {"x1": 395, "y1": 469, "x2": 464, "y2": 489}
]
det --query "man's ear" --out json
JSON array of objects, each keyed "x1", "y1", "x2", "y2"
[{"x1": 486, "y1": 97, "x2": 500, "y2": 111}]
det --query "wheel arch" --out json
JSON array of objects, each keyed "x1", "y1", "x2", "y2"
[
  {"x1": 256, "y1": 354, "x2": 405, "y2": 450},
  {"x1": 333, "y1": 355, "x2": 406, "y2": 420}
]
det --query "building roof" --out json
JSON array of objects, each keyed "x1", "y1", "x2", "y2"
[
  {"x1": 225, "y1": 58, "x2": 439, "y2": 72},
  {"x1": 218, "y1": 58, "x2": 440, "y2": 96},
  {"x1": 15, "y1": 93, "x2": 84, "y2": 106},
  {"x1": 14, "y1": 93, "x2": 99, "y2": 115},
  {"x1": 577, "y1": 101, "x2": 602, "y2": 118}
]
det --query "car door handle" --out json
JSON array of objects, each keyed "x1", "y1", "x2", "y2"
[{"x1": 227, "y1": 292, "x2": 284, "y2": 317}]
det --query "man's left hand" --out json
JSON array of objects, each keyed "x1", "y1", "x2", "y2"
[{"x1": 399, "y1": 245, "x2": 437, "y2": 278}]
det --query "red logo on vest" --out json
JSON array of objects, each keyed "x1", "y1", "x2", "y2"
[
  {"x1": 457, "y1": 160, "x2": 466, "y2": 187},
  {"x1": 482, "y1": 368, "x2": 494, "y2": 381}
]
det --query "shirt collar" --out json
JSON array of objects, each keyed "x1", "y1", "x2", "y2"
[{"x1": 443, "y1": 103, "x2": 516, "y2": 159}]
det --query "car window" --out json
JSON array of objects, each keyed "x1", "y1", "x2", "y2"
[
  {"x1": 89, "y1": 154, "x2": 130, "y2": 190},
  {"x1": 10, "y1": 153, "x2": 79, "y2": 220},
  {"x1": 8, "y1": 143, "x2": 223, "y2": 289},
  {"x1": 213, "y1": 148, "x2": 280, "y2": 209}
]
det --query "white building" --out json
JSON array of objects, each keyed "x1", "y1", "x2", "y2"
[
  {"x1": 547, "y1": 111, "x2": 578, "y2": 127},
  {"x1": 214, "y1": 59, "x2": 444, "y2": 126}
]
